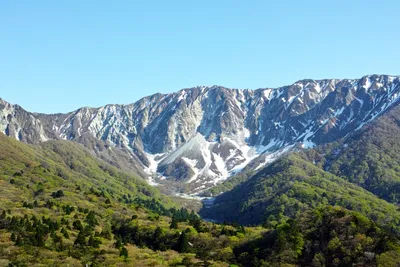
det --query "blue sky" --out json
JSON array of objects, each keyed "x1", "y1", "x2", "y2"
[{"x1": 0, "y1": 0, "x2": 399, "y2": 113}]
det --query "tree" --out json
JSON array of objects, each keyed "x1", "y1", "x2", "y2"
[
  {"x1": 85, "y1": 211, "x2": 98, "y2": 228},
  {"x1": 276, "y1": 220, "x2": 304, "y2": 258},
  {"x1": 152, "y1": 226, "x2": 165, "y2": 251},
  {"x1": 51, "y1": 190, "x2": 64, "y2": 198},
  {"x1": 177, "y1": 231, "x2": 189, "y2": 253},
  {"x1": 88, "y1": 235, "x2": 102, "y2": 248},
  {"x1": 52, "y1": 233, "x2": 62, "y2": 244},
  {"x1": 73, "y1": 220, "x2": 83, "y2": 230},
  {"x1": 61, "y1": 228, "x2": 69, "y2": 239},
  {"x1": 15, "y1": 235, "x2": 23, "y2": 246},
  {"x1": 170, "y1": 216, "x2": 179, "y2": 229},
  {"x1": 101, "y1": 223, "x2": 112, "y2": 239},
  {"x1": 182, "y1": 256, "x2": 193, "y2": 266},
  {"x1": 35, "y1": 232, "x2": 45, "y2": 247},
  {"x1": 74, "y1": 230, "x2": 86, "y2": 247},
  {"x1": 0, "y1": 210, "x2": 6, "y2": 219},
  {"x1": 120, "y1": 247, "x2": 128, "y2": 258},
  {"x1": 10, "y1": 233, "x2": 16, "y2": 242},
  {"x1": 190, "y1": 218, "x2": 203, "y2": 232},
  {"x1": 115, "y1": 238, "x2": 122, "y2": 249}
]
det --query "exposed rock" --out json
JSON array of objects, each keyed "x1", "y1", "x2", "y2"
[{"x1": 0, "y1": 75, "x2": 399, "y2": 194}]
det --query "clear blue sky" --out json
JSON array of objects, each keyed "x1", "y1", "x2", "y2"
[{"x1": 0, "y1": 0, "x2": 399, "y2": 113}]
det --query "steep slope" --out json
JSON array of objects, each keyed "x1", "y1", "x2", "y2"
[
  {"x1": 200, "y1": 154, "x2": 400, "y2": 229},
  {"x1": 301, "y1": 105, "x2": 400, "y2": 204},
  {"x1": 0, "y1": 133, "x2": 182, "y2": 265},
  {"x1": 0, "y1": 133, "x2": 171, "y2": 210},
  {"x1": 0, "y1": 98, "x2": 48, "y2": 143},
  {"x1": 1, "y1": 74, "x2": 399, "y2": 194},
  {"x1": 204, "y1": 103, "x2": 400, "y2": 201}
]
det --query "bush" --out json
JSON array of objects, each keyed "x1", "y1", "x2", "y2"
[{"x1": 51, "y1": 190, "x2": 64, "y2": 198}]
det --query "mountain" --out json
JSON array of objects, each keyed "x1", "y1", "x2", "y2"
[
  {"x1": 201, "y1": 104, "x2": 400, "y2": 228},
  {"x1": 204, "y1": 105, "x2": 400, "y2": 199},
  {"x1": 1, "y1": 74, "x2": 399, "y2": 195},
  {"x1": 1, "y1": 76, "x2": 400, "y2": 266},
  {"x1": 302, "y1": 105, "x2": 400, "y2": 203},
  {"x1": 199, "y1": 154, "x2": 400, "y2": 228},
  {"x1": 0, "y1": 132, "x2": 399, "y2": 266}
]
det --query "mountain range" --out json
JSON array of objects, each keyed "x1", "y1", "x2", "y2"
[
  {"x1": 1, "y1": 74, "x2": 399, "y2": 196},
  {"x1": 1, "y1": 74, "x2": 400, "y2": 266}
]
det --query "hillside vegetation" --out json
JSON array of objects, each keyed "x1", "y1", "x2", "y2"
[
  {"x1": 0, "y1": 134, "x2": 266, "y2": 266},
  {"x1": 0, "y1": 127, "x2": 399, "y2": 266},
  {"x1": 200, "y1": 154, "x2": 400, "y2": 230},
  {"x1": 302, "y1": 105, "x2": 400, "y2": 204}
]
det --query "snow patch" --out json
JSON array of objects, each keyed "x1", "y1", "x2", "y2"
[
  {"x1": 299, "y1": 126, "x2": 316, "y2": 148},
  {"x1": 183, "y1": 157, "x2": 200, "y2": 183},
  {"x1": 175, "y1": 193, "x2": 208, "y2": 200},
  {"x1": 143, "y1": 152, "x2": 167, "y2": 185},
  {"x1": 256, "y1": 138, "x2": 280, "y2": 153},
  {"x1": 363, "y1": 77, "x2": 372, "y2": 90},
  {"x1": 333, "y1": 107, "x2": 345, "y2": 117},
  {"x1": 263, "y1": 89, "x2": 273, "y2": 100},
  {"x1": 177, "y1": 91, "x2": 186, "y2": 102},
  {"x1": 212, "y1": 153, "x2": 229, "y2": 183},
  {"x1": 255, "y1": 144, "x2": 295, "y2": 171}
]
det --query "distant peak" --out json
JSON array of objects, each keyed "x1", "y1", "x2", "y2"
[{"x1": 0, "y1": 97, "x2": 11, "y2": 106}]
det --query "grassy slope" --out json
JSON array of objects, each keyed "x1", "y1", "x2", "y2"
[
  {"x1": 0, "y1": 132, "x2": 173, "y2": 209},
  {"x1": 0, "y1": 133, "x2": 176, "y2": 265},
  {"x1": 0, "y1": 134, "x2": 270, "y2": 266}
]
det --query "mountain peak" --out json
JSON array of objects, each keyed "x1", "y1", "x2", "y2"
[
  {"x1": 1, "y1": 74, "x2": 399, "y2": 195},
  {"x1": 0, "y1": 97, "x2": 11, "y2": 107}
]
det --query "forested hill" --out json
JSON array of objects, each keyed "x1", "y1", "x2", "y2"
[
  {"x1": 0, "y1": 127, "x2": 400, "y2": 265},
  {"x1": 302, "y1": 105, "x2": 400, "y2": 204},
  {"x1": 200, "y1": 154, "x2": 400, "y2": 229},
  {"x1": 201, "y1": 105, "x2": 400, "y2": 225}
]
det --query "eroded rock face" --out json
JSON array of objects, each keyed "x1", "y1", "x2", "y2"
[
  {"x1": 0, "y1": 99, "x2": 48, "y2": 143},
  {"x1": 1, "y1": 75, "x2": 399, "y2": 194}
]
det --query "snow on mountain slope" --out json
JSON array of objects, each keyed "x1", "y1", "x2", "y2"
[{"x1": 0, "y1": 75, "x2": 400, "y2": 195}]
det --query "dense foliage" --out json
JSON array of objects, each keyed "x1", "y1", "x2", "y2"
[
  {"x1": 202, "y1": 168, "x2": 256, "y2": 197},
  {"x1": 235, "y1": 206, "x2": 400, "y2": 266},
  {"x1": 201, "y1": 154, "x2": 400, "y2": 231}
]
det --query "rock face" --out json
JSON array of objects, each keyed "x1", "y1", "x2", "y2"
[
  {"x1": 0, "y1": 99, "x2": 48, "y2": 143},
  {"x1": 0, "y1": 74, "x2": 399, "y2": 194}
]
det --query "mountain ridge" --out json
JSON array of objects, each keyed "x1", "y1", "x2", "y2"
[
  {"x1": 1, "y1": 74, "x2": 400, "y2": 195},
  {"x1": 201, "y1": 104, "x2": 400, "y2": 227},
  {"x1": 2, "y1": 74, "x2": 399, "y2": 113}
]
